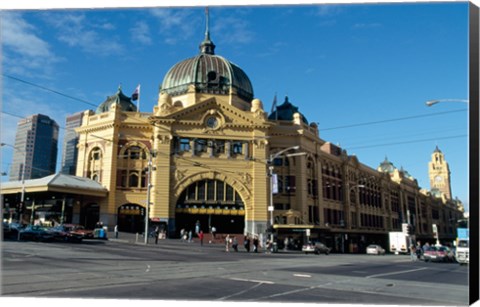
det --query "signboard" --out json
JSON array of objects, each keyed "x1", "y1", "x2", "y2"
[
  {"x1": 272, "y1": 174, "x2": 278, "y2": 194},
  {"x1": 432, "y1": 224, "x2": 438, "y2": 239},
  {"x1": 268, "y1": 206, "x2": 274, "y2": 212},
  {"x1": 306, "y1": 229, "x2": 311, "y2": 236}
]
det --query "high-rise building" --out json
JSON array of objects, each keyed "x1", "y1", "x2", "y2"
[
  {"x1": 61, "y1": 112, "x2": 84, "y2": 175},
  {"x1": 9, "y1": 114, "x2": 59, "y2": 181}
]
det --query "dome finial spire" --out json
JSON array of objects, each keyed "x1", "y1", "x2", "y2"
[
  {"x1": 205, "y1": 7, "x2": 210, "y2": 39},
  {"x1": 200, "y1": 7, "x2": 216, "y2": 55}
]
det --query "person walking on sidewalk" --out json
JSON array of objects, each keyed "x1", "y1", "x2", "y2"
[
  {"x1": 198, "y1": 230, "x2": 204, "y2": 246},
  {"x1": 232, "y1": 236, "x2": 238, "y2": 252},
  {"x1": 253, "y1": 236, "x2": 259, "y2": 253},
  {"x1": 114, "y1": 225, "x2": 118, "y2": 239},
  {"x1": 154, "y1": 226, "x2": 160, "y2": 244},
  {"x1": 225, "y1": 234, "x2": 231, "y2": 252},
  {"x1": 244, "y1": 235, "x2": 250, "y2": 252}
]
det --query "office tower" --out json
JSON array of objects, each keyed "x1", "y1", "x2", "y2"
[
  {"x1": 9, "y1": 114, "x2": 59, "y2": 180},
  {"x1": 61, "y1": 112, "x2": 84, "y2": 175}
]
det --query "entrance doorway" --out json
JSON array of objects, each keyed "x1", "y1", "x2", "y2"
[
  {"x1": 117, "y1": 204, "x2": 145, "y2": 233},
  {"x1": 175, "y1": 179, "x2": 245, "y2": 236}
]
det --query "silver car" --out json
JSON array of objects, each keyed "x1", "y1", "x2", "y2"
[
  {"x1": 366, "y1": 244, "x2": 386, "y2": 255},
  {"x1": 302, "y1": 242, "x2": 331, "y2": 255}
]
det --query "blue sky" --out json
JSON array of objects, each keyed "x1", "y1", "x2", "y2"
[{"x1": 0, "y1": 1, "x2": 471, "y2": 211}]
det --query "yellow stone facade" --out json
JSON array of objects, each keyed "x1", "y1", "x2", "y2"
[{"x1": 73, "y1": 25, "x2": 463, "y2": 251}]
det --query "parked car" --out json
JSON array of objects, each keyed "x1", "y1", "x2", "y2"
[
  {"x1": 366, "y1": 244, "x2": 386, "y2": 255},
  {"x1": 62, "y1": 224, "x2": 94, "y2": 239},
  {"x1": 19, "y1": 225, "x2": 55, "y2": 242},
  {"x1": 49, "y1": 225, "x2": 83, "y2": 243},
  {"x1": 302, "y1": 241, "x2": 331, "y2": 255},
  {"x1": 3, "y1": 222, "x2": 24, "y2": 239},
  {"x1": 423, "y1": 246, "x2": 455, "y2": 262}
]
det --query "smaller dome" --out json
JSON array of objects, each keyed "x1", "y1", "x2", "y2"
[
  {"x1": 378, "y1": 156, "x2": 396, "y2": 173},
  {"x1": 96, "y1": 87, "x2": 137, "y2": 114},
  {"x1": 268, "y1": 96, "x2": 308, "y2": 124}
]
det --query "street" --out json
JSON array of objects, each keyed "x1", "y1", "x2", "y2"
[{"x1": 1, "y1": 237, "x2": 469, "y2": 306}]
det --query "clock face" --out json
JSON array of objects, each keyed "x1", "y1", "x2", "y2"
[
  {"x1": 205, "y1": 116, "x2": 219, "y2": 129},
  {"x1": 434, "y1": 175, "x2": 443, "y2": 183}
]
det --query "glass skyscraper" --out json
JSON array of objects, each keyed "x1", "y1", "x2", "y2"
[
  {"x1": 61, "y1": 112, "x2": 84, "y2": 175},
  {"x1": 9, "y1": 114, "x2": 59, "y2": 181}
]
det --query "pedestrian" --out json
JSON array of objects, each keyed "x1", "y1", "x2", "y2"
[
  {"x1": 409, "y1": 245, "x2": 416, "y2": 261},
  {"x1": 195, "y1": 220, "x2": 200, "y2": 235},
  {"x1": 253, "y1": 236, "x2": 259, "y2": 253},
  {"x1": 225, "y1": 234, "x2": 231, "y2": 252},
  {"x1": 211, "y1": 226, "x2": 216, "y2": 239},
  {"x1": 188, "y1": 230, "x2": 193, "y2": 243},
  {"x1": 244, "y1": 235, "x2": 250, "y2": 252},
  {"x1": 114, "y1": 225, "x2": 118, "y2": 239},
  {"x1": 154, "y1": 226, "x2": 160, "y2": 244},
  {"x1": 416, "y1": 242, "x2": 423, "y2": 260},
  {"x1": 180, "y1": 228, "x2": 185, "y2": 242},
  {"x1": 232, "y1": 236, "x2": 238, "y2": 252},
  {"x1": 199, "y1": 230, "x2": 204, "y2": 246}
]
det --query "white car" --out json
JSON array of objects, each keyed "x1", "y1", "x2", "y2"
[{"x1": 366, "y1": 244, "x2": 386, "y2": 255}]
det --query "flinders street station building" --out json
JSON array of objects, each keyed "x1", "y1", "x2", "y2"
[{"x1": 2, "y1": 20, "x2": 464, "y2": 253}]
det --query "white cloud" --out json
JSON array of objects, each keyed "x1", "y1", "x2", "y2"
[
  {"x1": 150, "y1": 8, "x2": 198, "y2": 45},
  {"x1": 130, "y1": 21, "x2": 152, "y2": 46},
  {"x1": 43, "y1": 12, "x2": 123, "y2": 56},
  {"x1": 0, "y1": 12, "x2": 60, "y2": 77},
  {"x1": 213, "y1": 15, "x2": 254, "y2": 45}
]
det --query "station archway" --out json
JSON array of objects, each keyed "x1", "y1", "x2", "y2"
[{"x1": 175, "y1": 179, "x2": 245, "y2": 236}]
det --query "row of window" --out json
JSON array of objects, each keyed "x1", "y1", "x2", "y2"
[{"x1": 173, "y1": 137, "x2": 247, "y2": 158}]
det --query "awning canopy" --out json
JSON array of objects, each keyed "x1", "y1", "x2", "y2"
[{"x1": 1, "y1": 173, "x2": 108, "y2": 197}]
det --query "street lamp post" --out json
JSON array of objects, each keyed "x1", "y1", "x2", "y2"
[
  {"x1": 425, "y1": 99, "x2": 468, "y2": 107},
  {"x1": 267, "y1": 145, "x2": 303, "y2": 248},
  {"x1": 144, "y1": 150, "x2": 157, "y2": 244},
  {"x1": 1, "y1": 143, "x2": 26, "y2": 223}
]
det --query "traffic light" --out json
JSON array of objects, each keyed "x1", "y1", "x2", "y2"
[{"x1": 407, "y1": 224, "x2": 414, "y2": 236}]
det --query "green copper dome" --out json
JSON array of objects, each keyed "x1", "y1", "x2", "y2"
[
  {"x1": 160, "y1": 12, "x2": 254, "y2": 102},
  {"x1": 96, "y1": 87, "x2": 137, "y2": 114},
  {"x1": 268, "y1": 96, "x2": 308, "y2": 124}
]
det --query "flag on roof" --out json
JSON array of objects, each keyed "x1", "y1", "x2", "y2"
[{"x1": 131, "y1": 84, "x2": 140, "y2": 101}]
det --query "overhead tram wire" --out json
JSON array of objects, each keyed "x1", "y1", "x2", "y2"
[
  {"x1": 345, "y1": 134, "x2": 467, "y2": 151},
  {"x1": 2, "y1": 74, "x2": 98, "y2": 108},
  {"x1": 2, "y1": 73, "x2": 469, "y2": 147},
  {"x1": 319, "y1": 108, "x2": 467, "y2": 132}
]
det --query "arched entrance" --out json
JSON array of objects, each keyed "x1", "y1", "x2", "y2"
[
  {"x1": 117, "y1": 204, "x2": 145, "y2": 233},
  {"x1": 175, "y1": 179, "x2": 245, "y2": 236}
]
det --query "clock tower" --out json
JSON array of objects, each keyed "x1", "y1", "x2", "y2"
[{"x1": 428, "y1": 146, "x2": 452, "y2": 199}]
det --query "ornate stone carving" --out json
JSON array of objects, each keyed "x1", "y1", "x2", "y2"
[{"x1": 157, "y1": 134, "x2": 172, "y2": 144}]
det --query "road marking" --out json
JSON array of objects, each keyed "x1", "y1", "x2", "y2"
[
  {"x1": 217, "y1": 282, "x2": 263, "y2": 300},
  {"x1": 228, "y1": 277, "x2": 275, "y2": 284},
  {"x1": 293, "y1": 274, "x2": 312, "y2": 278},
  {"x1": 366, "y1": 267, "x2": 428, "y2": 279}
]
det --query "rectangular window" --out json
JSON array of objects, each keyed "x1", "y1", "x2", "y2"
[
  {"x1": 207, "y1": 180, "x2": 215, "y2": 200},
  {"x1": 226, "y1": 185, "x2": 234, "y2": 201},
  {"x1": 232, "y1": 141, "x2": 243, "y2": 155},
  {"x1": 197, "y1": 181, "x2": 206, "y2": 200},
  {"x1": 216, "y1": 180, "x2": 225, "y2": 201},
  {"x1": 179, "y1": 138, "x2": 190, "y2": 152}
]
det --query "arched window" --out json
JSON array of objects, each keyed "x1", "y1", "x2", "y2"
[
  {"x1": 117, "y1": 144, "x2": 149, "y2": 189},
  {"x1": 87, "y1": 147, "x2": 103, "y2": 182}
]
